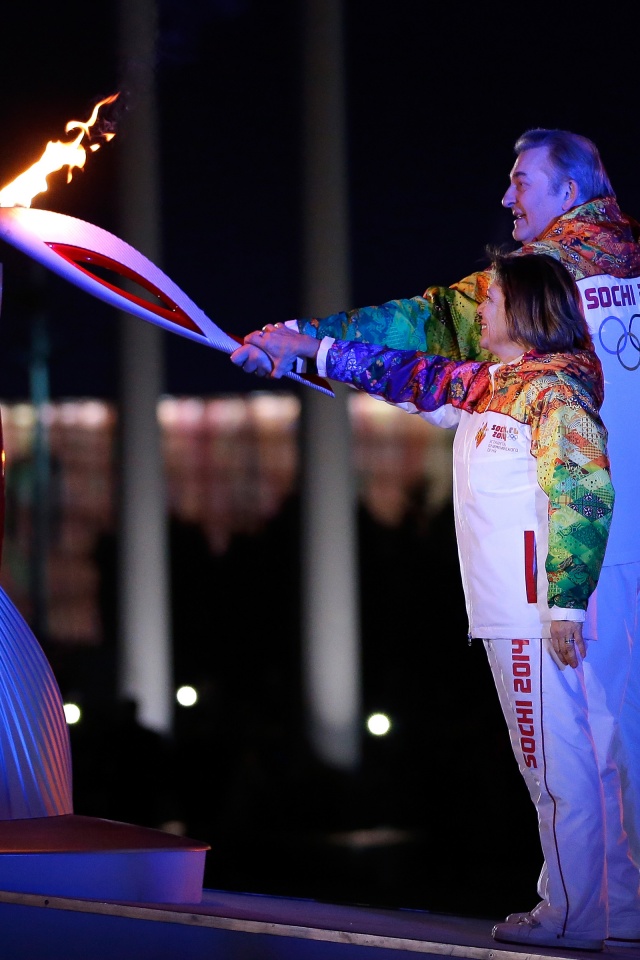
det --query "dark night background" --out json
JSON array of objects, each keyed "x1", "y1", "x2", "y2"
[{"x1": 0, "y1": 0, "x2": 639, "y2": 923}]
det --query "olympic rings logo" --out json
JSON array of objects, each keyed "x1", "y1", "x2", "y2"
[{"x1": 598, "y1": 314, "x2": 640, "y2": 371}]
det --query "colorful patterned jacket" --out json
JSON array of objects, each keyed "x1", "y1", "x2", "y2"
[{"x1": 321, "y1": 341, "x2": 613, "y2": 638}]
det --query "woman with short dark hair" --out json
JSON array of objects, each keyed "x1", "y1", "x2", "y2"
[{"x1": 238, "y1": 252, "x2": 620, "y2": 951}]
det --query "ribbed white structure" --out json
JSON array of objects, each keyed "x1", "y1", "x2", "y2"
[{"x1": 0, "y1": 586, "x2": 72, "y2": 817}]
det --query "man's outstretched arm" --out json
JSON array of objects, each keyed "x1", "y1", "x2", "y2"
[{"x1": 294, "y1": 269, "x2": 492, "y2": 361}]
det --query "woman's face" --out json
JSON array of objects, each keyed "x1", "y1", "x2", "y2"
[{"x1": 477, "y1": 279, "x2": 525, "y2": 361}]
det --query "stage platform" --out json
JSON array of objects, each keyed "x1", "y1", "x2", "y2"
[
  {"x1": 0, "y1": 815, "x2": 637, "y2": 959},
  {"x1": 1, "y1": 885, "x2": 639, "y2": 960}
]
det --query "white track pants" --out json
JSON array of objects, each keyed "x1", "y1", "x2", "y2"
[{"x1": 485, "y1": 632, "x2": 640, "y2": 939}]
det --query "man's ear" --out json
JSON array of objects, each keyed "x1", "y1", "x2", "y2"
[{"x1": 562, "y1": 180, "x2": 579, "y2": 211}]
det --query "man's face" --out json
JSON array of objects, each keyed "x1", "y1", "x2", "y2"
[{"x1": 502, "y1": 146, "x2": 569, "y2": 244}]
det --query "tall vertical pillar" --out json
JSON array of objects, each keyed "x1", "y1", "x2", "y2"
[
  {"x1": 300, "y1": 0, "x2": 361, "y2": 769},
  {"x1": 28, "y1": 270, "x2": 51, "y2": 640},
  {"x1": 115, "y1": 0, "x2": 172, "y2": 733}
]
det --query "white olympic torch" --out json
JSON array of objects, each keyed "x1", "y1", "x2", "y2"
[
  {"x1": 0, "y1": 94, "x2": 333, "y2": 396},
  {"x1": 0, "y1": 206, "x2": 334, "y2": 397}
]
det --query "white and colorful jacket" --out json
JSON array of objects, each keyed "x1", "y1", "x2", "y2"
[{"x1": 319, "y1": 342, "x2": 613, "y2": 640}]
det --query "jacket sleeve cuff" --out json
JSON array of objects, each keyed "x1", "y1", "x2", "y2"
[
  {"x1": 315, "y1": 337, "x2": 335, "y2": 378},
  {"x1": 285, "y1": 322, "x2": 331, "y2": 376},
  {"x1": 549, "y1": 607, "x2": 586, "y2": 622}
]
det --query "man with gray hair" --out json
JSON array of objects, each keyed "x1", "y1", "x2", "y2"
[{"x1": 233, "y1": 129, "x2": 640, "y2": 951}]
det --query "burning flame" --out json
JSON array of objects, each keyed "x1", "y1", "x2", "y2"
[{"x1": 0, "y1": 93, "x2": 119, "y2": 209}]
